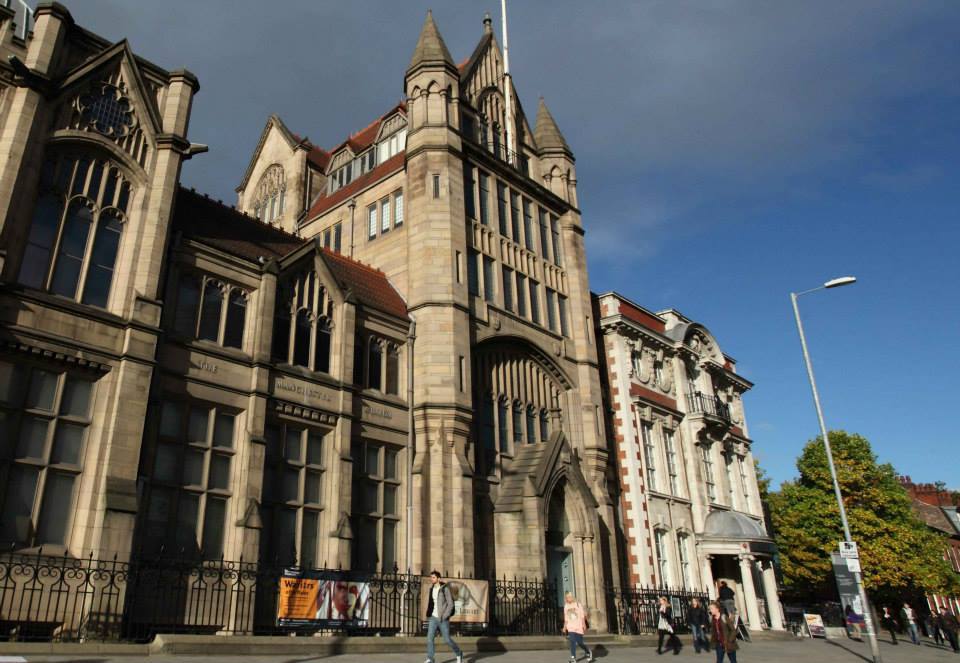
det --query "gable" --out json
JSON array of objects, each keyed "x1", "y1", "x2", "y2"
[
  {"x1": 236, "y1": 115, "x2": 301, "y2": 193},
  {"x1": 51, "y1": 41, "x2": 164, "y2": 170}
]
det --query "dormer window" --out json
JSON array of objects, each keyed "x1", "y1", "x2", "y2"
[{"x1": 377, "y1": 129, "x2": 406, "y2": 164}]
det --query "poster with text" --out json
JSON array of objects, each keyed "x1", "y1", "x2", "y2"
[
  {"x1": 420, "y1": 578, "x2": 489, "y2": 623},
  {"x1": 277, "y1": 569, "x2": 371, "y2": 628},
  {"x1": 804, "y1": 613, "x2": 826, "y2": 638}
]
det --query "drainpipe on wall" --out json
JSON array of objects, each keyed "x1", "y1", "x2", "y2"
[
  {"x1": 406, "y1": 316, "x2": 416, "y2": 573},
  {"x1": 348, "y1": 198, "x2": 357, "y2": 257}
]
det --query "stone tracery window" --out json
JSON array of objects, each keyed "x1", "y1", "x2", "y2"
[
  {"x1": 78, "y1": 84, "x2": 134, "y2": 138},
  {"x1": 173, "y1": 273, "x2": 247, "y2": 350},
  {"x1": 66, "y1": 71, "x2": 149, "y2": 166},
  {"x1": 19, "y1": 154, "x2": 132, "y2": 309},
  {"x1": 253, "y1": 164, "x2": 286, "y2": 224},
  {"x1": 473, "y1": 343, "x2": 566, "y2": 474},
  {"x1": 272, "y1": 269, "x2": 334, "y2": 374}
]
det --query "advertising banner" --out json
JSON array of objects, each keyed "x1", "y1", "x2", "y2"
[
  {"x1": 804, "y1": 613, "x2": 826, "y2": 638},
  {"x1": 420, "y1": 578, "x2": 489, "y2": 624},
  {"x1": 277, "y1": 569, "x2": 371, "y2": 628},
  {"x1": 831, "y1": 552, "x2": 862, "y2": 614}
]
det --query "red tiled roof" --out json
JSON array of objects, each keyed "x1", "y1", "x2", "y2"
[
  {"x1": 319, "y1": 248, "x2": 408, "y2": 319},
  {"x1": 173, "y1": 187, "x2": 407, "y2": 319},
  {"x1": 305, "y1": 152, "x2": 405, "y2": 219},
  {"x1": 327, "y1": 101, "x2": 407, "y2": 159},
  {"x1": 173, "y1": 187, "x2": 305, "y2": 261}
]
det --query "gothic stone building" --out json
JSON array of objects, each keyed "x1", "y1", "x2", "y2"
[
  {"x1": 595, "y1": 292, "x2": 783, "y2": 630},
  {"x1": 0, "y1": 4, "x2": 618, "y2": 620},
  {"x1": 0, "y1": 2, "x2": 780, "y2": 631}
]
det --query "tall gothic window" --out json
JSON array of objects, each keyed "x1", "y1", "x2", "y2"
[
  {"x1": 20, "y1": 154, "x2": 132, "y2": 308},
  {"x1": 253, "y1": 164, "x2": 286, "y2": 224},
  {"x1": 261, "y1": 423, "x2": 326, "y2": 567},
  {"x1": 272, "y1": 269, "x2": 334, "y2": 373},
  {"x1": 351, "y1": 441, "x2": 400, "y2": 571},
  {"x1": 145, "y1": 400, "x2": 236, "y2": 558},
  {"x1": 0, "y1": 362, "x2": 94, "y2": 550},
  {"x1": 473, "y1": 343, "x2": 565, "y2": 471},
  {"x1": 173, "y1": 273, "x2": 247, "y2": 350}
]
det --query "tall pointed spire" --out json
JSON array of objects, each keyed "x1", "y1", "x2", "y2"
[
  {"x1": 407, "y1": 10, "x2": 455, "y2": 73},
  {"x1": 534, "y1": 97, "x2": 572, "y2": 156}
]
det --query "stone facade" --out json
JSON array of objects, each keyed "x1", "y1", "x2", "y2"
[
  {"x1": 0, "y1": 3, "x2": 782, "y2": 634},
  {"x1": 0, "y1": 4, "x2": 618, "y2": 627},
  {"x1": 595, "y1": 292, "x2": 783, "y2": 630}
]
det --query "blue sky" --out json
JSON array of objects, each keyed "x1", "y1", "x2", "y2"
[{"x1": 68, "y1": 1, "x2": 960, "y2": 489}]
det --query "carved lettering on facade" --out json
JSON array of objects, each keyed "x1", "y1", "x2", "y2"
[
  {"x1": 274, "y1": 378, "x2": 332, "y2": 403},
  {"x1": 192, "y1": 359, "x2": 218, "y2": 374},
  {"x1": 363, "y1": 404, "x2": 393, "y2": 420}
]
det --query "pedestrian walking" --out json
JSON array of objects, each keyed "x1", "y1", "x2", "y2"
[
  {"x1": 901, "y1": 602, "x2": 920, "y2": 645},
  {"x1": 656, "y1": 596, "x2": 682, "y2": 655},
  {"x1": 928, "y1": 613, "x2": 945, "y2": 646},
  {"x1": 424, "y1": 571, "x2": 463, "y2": 663},
  {"x1": 561, "y1": 592, "x2": 594, "y2": 663},
  {"x1": 718, "y1": 581, "x2": 737, "y2": 618},
  {"x1": 688, "y1": 597, "x2": 709, "y2": 653},
  {"x1": 844, "y1": 604, "x2": 863, "y2": 641},
  {"x1": 880, "y1": 606, "x2": 899, "y2": 645},
  {"x1": 708, "y1": 601, "x2": 738, "y2": 663},
  {"x1": 938, "y1": 606, "x2": 960, "y2": 653}
]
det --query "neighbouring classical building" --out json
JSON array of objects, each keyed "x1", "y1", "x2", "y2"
[
  {"x1": 0, "y1": 2, "x2": 781, "y2": 635},
  {"x1": 899, "y1": 476, "x2": 960, "y2": 616},
  {"x1": 595, "y1": 292, "x2": 783, "y2": 630}
]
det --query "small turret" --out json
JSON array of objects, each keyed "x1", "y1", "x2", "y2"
[
  {"x1": 534, "y1": 98, "x2": 577, "y2": 205},
  {"x1": 407, "y1": 10, "x2": 456, "y2": 76},
  {"x1": 405, "y1": 11, "x2": 460, "y2": 134}
]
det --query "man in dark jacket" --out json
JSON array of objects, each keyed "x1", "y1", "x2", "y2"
[
  {"x1": 708, "y1": 601, "x2": 738, "y2": 663},
  {"x1": 718, "y1": 581, "x2": 737, "y2": 618},
  {"x1": 688, "y1": 597, "x2": 709, "y2": 653},
  {"x1": 938, "y1": 607, "x2": 960, "y2": 653},
  {"x1": 424, "y1": 571, "x2": 463, "y2": 663}
]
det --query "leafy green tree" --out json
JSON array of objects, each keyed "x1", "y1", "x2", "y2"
[{"x1": 768, "y1": 431, "x2": 960, "y2": 606}]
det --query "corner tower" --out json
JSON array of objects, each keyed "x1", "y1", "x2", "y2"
[{"x1": 403, "y1": 11, "x2": 476, "y2": 575}]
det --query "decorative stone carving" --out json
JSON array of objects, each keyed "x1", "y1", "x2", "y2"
[
  {"x1": 659, "y1": 357, "x2": 675, "y2": 394},
  {"x1": 77, "y1": 83, "x2": 135, "y2": 138}
]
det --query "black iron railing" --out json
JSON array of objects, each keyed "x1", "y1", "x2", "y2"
[
  {"x1": 685, "y1": 391, "x2": 731, "y2": 422},
  {"x1": 0, "y1": 550, "x2": 571, "y2": 642},
  {"x1": 606, "y1": 585, "x2": 710, "y2": 635}
]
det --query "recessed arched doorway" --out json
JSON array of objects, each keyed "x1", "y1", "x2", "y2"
[{"x1": 546, "y1": 478, "x2": 575, "y2": 606}]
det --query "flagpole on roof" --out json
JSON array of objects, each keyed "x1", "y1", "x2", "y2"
[{"x1": 501, "y1": 0, "x2": 516, "y2": 166}]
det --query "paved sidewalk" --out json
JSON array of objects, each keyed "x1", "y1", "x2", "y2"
[{"x1": 2, "y1": 636, "x2": 959, "y2": 662}]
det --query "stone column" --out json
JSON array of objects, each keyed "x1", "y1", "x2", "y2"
[
  {"x1": 760, "y1": 559, "x2": 784, "y2": 630},
  {"x1": 738, "y1": 554, "x2": 763, "y2": 629},
  {"x1": 700, "y1": 553, "x2": 715, "y2": 597}
]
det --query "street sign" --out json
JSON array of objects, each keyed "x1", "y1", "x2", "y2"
[
  {"x1": 846, "y1": 558, "x2": 862, "y2": 573},
  {"x1": 839, "y1": 541, "x2": 859, "y2": 559}
]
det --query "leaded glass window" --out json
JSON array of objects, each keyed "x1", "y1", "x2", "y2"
[{"x1": 19, "y1": 154, "x2": 131, "y2": 308}]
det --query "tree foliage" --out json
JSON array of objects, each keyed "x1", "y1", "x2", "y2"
[{"x1": 768, "y1": 431, "x2": 960, "y2": 605}]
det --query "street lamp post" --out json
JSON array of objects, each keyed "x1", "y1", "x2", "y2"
[{"x1": 791, "y1": 276, "x2": 882, "y2": 663}]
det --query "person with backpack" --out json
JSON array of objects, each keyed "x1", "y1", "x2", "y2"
[
  {"x1": 708, "y1": 601, "x2": 738, "y2": 663},
  {"x1": 561, "y1": 592, "x2": 594, "y2": 662},
  {"x1": 424, "y1": 571, "x2": 463, "y2": 663}
]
